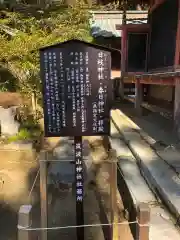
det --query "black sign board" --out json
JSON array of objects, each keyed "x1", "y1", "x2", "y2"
[{"x1": 40, "y1": 39, "x2": 112, "y2": 137}]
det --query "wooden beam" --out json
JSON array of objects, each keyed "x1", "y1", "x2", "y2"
[
  {"x1": 116, "y1": 24, "x2": 150, "y2": 32},
  {"x1": 140, "y1": 78, "x2": 175, "y2": 85},
  {"x1": 124, "y1": 76, "x2": 175, "y2": 85}
]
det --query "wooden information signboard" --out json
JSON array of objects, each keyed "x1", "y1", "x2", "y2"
[
  {"x1": 40, "y1": 39, "x2": 112, "y2": 137},
  {"x1": 40, "y1": 39, "x2": 112, "y2": 240}
]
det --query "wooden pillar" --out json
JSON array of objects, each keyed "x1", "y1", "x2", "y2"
[
  {"x1": 135, "y1": 78, "x2": 142, "y2": 115},
  {"x1": 40, "y1": 151, "x2": 48, "y2": 240},
  {"x1": 174, "y1": 78, "x2": 180, "y2": 136},
  {"x1": 174, "y1": 0, "x2": 180, "y2": 137},
  {"x1": 119, "y1": 1, "x2": 127, "y2": 100}
]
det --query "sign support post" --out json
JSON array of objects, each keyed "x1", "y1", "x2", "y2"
[{"x1": 74, "y1": 136, "x2": 84, "y2": 240}]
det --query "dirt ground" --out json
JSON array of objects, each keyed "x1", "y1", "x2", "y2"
[
  {"x1": 0, "y1": 147, "x2": 38, "y2": 240},
  {"x1": 0, "y1": 92, "x2": 23, "y2": 108}
]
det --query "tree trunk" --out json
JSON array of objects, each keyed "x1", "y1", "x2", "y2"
[{"x1": 31, "y1": 92, "x2": 36, "y2": 112}]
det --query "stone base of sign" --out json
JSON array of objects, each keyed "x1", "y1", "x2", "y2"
[
  {"x1": 18, "y1": 205, "x2": 32, "y2": 240},
  {"x1": 47, "y1": 140, "x2": 94, "y2": 197},
  {"x1": 48, "y1": 159, "x2": 75, "y2": 185}
]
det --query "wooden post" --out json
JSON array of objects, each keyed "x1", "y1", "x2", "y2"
[
  {"x1": 135, "y1": 78, "x2": 143, "y2": 115},
  {"x1": 40, "y1": 151, "x2": 48, "y2": 240},
  {"x1": 136, "y1": 203, "x2": 150, "y2": 240},
  {"x1": 174, "y1": 0, "x2": 180, "y2": 134},
  {"x1": 109, "y1": 149, "x2": 118, "y2": 240},
  {"x1": 119, "y1": 0, "x2": 127, "y2": 100},
  {"x1": 174, "y1": 77, "x2": 180, "y2": 136},
  {"x1": 18, "y1": 205, "x2": 32, "y2": 240}
]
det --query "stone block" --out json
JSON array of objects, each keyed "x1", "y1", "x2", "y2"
[{"x1": 0, "y1": 106, "x2": 20, "y2": 136}]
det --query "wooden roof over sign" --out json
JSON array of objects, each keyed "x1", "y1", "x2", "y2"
[{"x1": 39, "y1": 39, "x2": 113, "y2": 52}]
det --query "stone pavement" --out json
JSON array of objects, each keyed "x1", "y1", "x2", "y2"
[{"x1": 111, "y1": 107, "x2": 180, "y2": 238}]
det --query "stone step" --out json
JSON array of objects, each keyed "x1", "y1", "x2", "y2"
[
  {"x1": 111, "y1": 109, "x2": 180, "y2": 227},
  {"x1": 110, "y1": 119, "x2": 180, "y2": 239}
]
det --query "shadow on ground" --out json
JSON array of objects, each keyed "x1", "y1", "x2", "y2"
[
  {"x1": 0, "y1": 148, "x2": 38, "y2": 240},
  {"x1": 113, "y1": 101, "x2": 179, "y2": 146}
]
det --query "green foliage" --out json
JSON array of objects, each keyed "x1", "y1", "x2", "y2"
[
  {"x1": 0, "y1": 84, "x2": 9, "y2": 92},
  {"x1": 0, "y1": 79, "x2": 17, "y2": 92},
  {"x1": 17, "y1": 104, "x2": 42, "y2": 130},
  {"x1": 94, "y1": 0, "x2": 149, "y2": 10},
  {"x1": 7, "y1": 123, "x2": 42, "y2": 143},
  {"x1": 0, "y1": 2, "x2": 92, "y2": 100},
  {"x1": 7, "y1": 128, "x2": 32, "y2": 142},
  {"x1": 0, "y1": 65, "x2": 18, "y2": 91}
]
